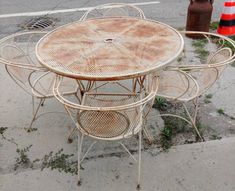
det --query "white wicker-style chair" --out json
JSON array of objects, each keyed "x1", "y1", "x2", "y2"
[
  {"x1": 53, "y1": 74, "x2": 159, "y2": 188},
  {"x1": 80, "y1": 3, "x2": 146, "y2": 21},
  {"x1": 156, "y1": 31, "x2": 235, "y2": 141},
  {"x1": 0, "y1": 31, "x2": 78, "y2": 131}
]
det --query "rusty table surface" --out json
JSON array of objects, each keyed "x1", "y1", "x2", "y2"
[{"x1": 36, "y1": 17, "x2": 184, "y2": 81}]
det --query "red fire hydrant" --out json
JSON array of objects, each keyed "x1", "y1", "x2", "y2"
[{"x1": 186, "y1": 0, "x2": 213, "y2": 36}]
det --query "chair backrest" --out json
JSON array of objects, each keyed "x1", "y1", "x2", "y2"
[
  {"x1": 207, "y1": 47, "x2": 233, "y2": 76},
  {"x1": 193, "y1": 47, "x2": 233, "y2": 95},
  {"x1": 80, "y1": 3, "x2": 145, "y2": 21},
  {"x1": 53, "y1": 74, "x2": 158, "y2": 139},
  {"x1": 185, "y1": 67, "x2": 218, "y2": 96},
  {"x1": 0, "y1": 31, "x2": 51, "y2": 96},
  {"x1": 157, "y1": 68, "x2": 199, "y2": 102},
  {"x1": 165, "y1": 31, "x2": 235, "y2": 99},
  {"x1": 169, "y1": 31, "x2": 235, "y2": 68}
]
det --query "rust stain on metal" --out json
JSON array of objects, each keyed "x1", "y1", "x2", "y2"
[{"x1": 37, "y1": 17, "x2": 183, "y2": 80}]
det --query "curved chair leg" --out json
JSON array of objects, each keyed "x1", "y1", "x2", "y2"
[
  {"x1": 119, "y1": 142, "x2": 137, "y2": 162},
  {"x1": 27, "y1": 98, "x2": 45, "y2": 132},
  {"x1": 63, "y1": 105, "x2": 78, "y2": 143},
  {"x1": 77, "y1": 132, "x2": 84, "y2": 186},
  {"x1": 137, "y1": 131, "x2": 142, "y2": 190},
  {"x1": 143, "y1": 127, "x2": 154, "y2": 145},
  {"x1": 67, "y1": 127, "x2": 77, "y2": 143},
  {"x1": 183, "y1": 103, "x2": 205, "y2": 142},
  {"x1": 41, "y1": 99, "x2": 46, "y2": 106},
  {"x1": 192, "y1": 98, "x2": 205, "y2": 142}
]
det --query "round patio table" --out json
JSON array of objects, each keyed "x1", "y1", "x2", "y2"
[{"x1": 36, "y1": 17, "x2": 184, "y2": 81}]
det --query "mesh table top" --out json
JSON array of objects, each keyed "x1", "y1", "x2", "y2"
[{"x1": 36, "y1": 17, "x2": 184, "y2": 80}]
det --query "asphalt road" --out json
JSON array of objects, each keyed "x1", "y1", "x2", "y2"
[{"x1": 0, "y1": 0, "x2": 224, "y2": 38}]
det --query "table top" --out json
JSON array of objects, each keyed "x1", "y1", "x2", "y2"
[{"x1": 36, "y1": 17, "x2": 184, "y2": 80}]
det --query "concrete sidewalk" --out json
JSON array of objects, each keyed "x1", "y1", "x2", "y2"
[{"x1": 1, "y1": 136, "x2": 235, "y2": 191}]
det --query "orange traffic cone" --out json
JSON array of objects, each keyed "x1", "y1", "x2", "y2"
[{"x1": 217, "y1": 0, "x2": 235, "y2": 36}]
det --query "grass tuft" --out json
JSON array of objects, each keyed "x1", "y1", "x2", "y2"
[{"x1": 217, "y1": 108, "x2": 225, "y2": 115}]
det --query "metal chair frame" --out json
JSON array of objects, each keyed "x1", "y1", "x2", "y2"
[
  {"x1": 0, "y1": 31, "x2": 79, "y2": 131},
  {"x1": 156, "y1": 31, "x2": 235, "y2": 141},
  {"x1": 53, "y1": 74, "x2": 159, "y2": 188},
  {"x1": 65, "y1": 75, "x2": 154, "y2": 144},
  {"x1": 80, "y1": 3, "x2": 146, "y2": 21}
]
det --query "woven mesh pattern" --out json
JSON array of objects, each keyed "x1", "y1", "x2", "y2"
[
  {"x1": 78, "y1": 110, "x2": 129, "y2": 138},
  {"x1": 37, "y1": 18, "x2": 183, "y2": 80},
  {"x1": 207, "y1": 48, "x2": 232, "y2": 76},
  {"x1": 0, "y1": 32, "x2": 45, "y2": 68},
  {"x1": 77, "y1": 94, "x2": 141, "y2": 139},
  {"x1": 157, "y1": 69, "x2": 198, "y2": 101},
  {"x1": 189, "y1": 48, "x2": 232, "y2": 95},
  {"x1": 189, "y1": 67, "x2": 218, "y2": 95},
  {"x1": 2, "y1": 45, "x2": 33, "y2": 83},
  {"x1": 0, "y1": 32, "x2": 48, "y2": 95}
]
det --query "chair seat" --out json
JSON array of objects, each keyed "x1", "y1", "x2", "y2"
[
  {"x1": 78, "y1": 110, "x2": 129, "y2": 138},
  {"x1": 77, "y1": 93, "x2": 142, "y2": 140}
]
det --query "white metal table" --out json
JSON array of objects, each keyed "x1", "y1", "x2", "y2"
[{"x1": 36, "y1": 17, "x2": 184, "y2": 81}]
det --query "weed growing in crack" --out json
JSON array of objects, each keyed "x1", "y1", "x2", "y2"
[
  {"x1": 204, "y1": 94, "x2": 213, "y2": 104},
  {"x1": 160, "y1": 116, "x2": 188, "y2": 151},
  {"x1": 217, "y1": 108, "x2": 225, "y2": 115},
  {"x1": 204, "y1": 99, "x2": 211, "y2": 104},
  {"x1": 0, "y1": 127, "x2": 8, "y2": 135},
  {"x1": 25, "y1": 128, "x2": 38, "y2": 133},
  {"x1": 195, "y1": 122, "x2": 207, "y2": 141},
  {"x1": 210, "y1": 21, "x2": 219, "y2": 31},
  {"x1": 177, "y1": 56, "x2": 183, "y2": 62},
  {"x1": 221, "y1": 35, "x2": 235, "y2": 53},
  {"x1": 14, "y1": 145, "x2": 33, "y2": 170},
  {"x1": 192, "y1": 39, "x2": 209, "y2": 60},
  {"x1": 0, "y1": 127, "x2": 18, "y2": 146},
  {"x1": 192, "y1": 39, "x2": 207, "y2": 48},
  {"x1": 205, "y1": 94, "x2": 213, "y2": 99},
  {"x1": 160, "y1": 125, "x2": 173, "y2": 151},
  {"x1": 209, "y1": 134, "x2": 222, "y2": 140},
  {"x1": 231, "y1": 62, "x2": 235, "y2": 67},
  {"x1": 41, "y1": 149, "x2": 78, "y2": 174},
  {"x1": 14, "y1": 146, "x2": 78, "y2": 174},
  {"x1": 153, "y1": 96, "x2": 170, "y2": 111},
  {"x1": 195, "y1": 49, "x2": 209, "y2": 60},
  {"x1": 216, "y1": 108, "x2": 235, "y2": 120}
]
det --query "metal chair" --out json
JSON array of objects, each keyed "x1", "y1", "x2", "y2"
[
  {"x1": 53, "y1": 73, "x2": 159, "y2": 188},
  {"x1": 0, "y1": 31, "x2": 78, "y2": 131},
  {"x1": 156, "y1": 31, "x2": 235, "y2": 141},
  {"x1": 66, "y1": 76, "x2": 155, "y2": 144},
  {"x1": 80, "y1": 3, "x2": 146, "y2": 21},
  {"x1": 67, "y1": 2, "x2": 150, "y2": 143}
]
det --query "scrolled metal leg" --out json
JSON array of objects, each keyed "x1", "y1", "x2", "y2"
[
  {"x1": 77, "y1": 132, "x2": 84, "y2": 186},
  {"x1": 27, "y1": 98, "x2": 44, "y2": 132},
  {"x1": 137, "y1": 131, "x2": 142, "y2": 190},
  {"x1": 67, "y1": 128, "x2": 77, "y2": 143},
  {"x1": 143, "y1": 126, "x2": 154, "y2": 145},
  {"x1": 119, "y1": 142, "x2": 137, "y2": 162},
  {"x1": 183, "y1": 103, "x2": 204, "y2": 142},
  {"x1": 41, "y1": 99, "x2": 46, "y2": 106}
]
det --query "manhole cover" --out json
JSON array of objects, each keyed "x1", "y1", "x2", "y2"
[{"x1": 20, "y1": 16, "x2": 57, "y2": 30}]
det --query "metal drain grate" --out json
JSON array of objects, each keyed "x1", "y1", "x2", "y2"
[{"x1": 20, "y1": 17, "x2": 56, "y2": 30}]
